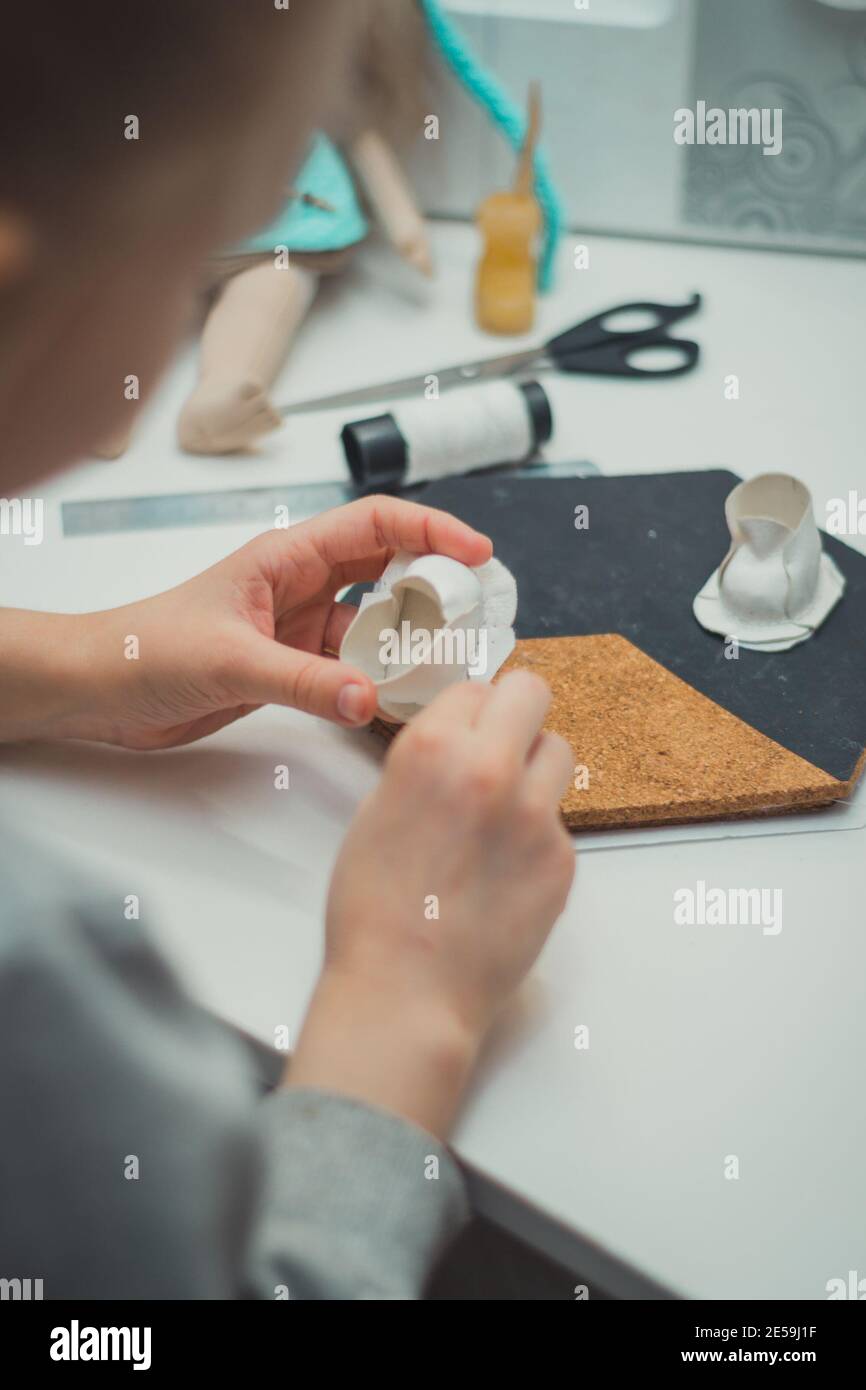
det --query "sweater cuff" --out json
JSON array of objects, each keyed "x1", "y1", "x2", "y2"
[{"x1": 247, "y1": 1087, "x2": 469, "y2": 1300}]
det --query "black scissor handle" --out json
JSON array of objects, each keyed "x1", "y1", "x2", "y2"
[
  {"x1": 555, "y1": 335, "x2": 700, "y2": 378},
  {"x1": 545, "y1": 293, "x2": 702, "y2": 376}
]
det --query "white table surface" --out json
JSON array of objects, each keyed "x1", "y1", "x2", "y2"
[{"x1": 2, "y1": 221, "x2": 864, "y2": 1300}]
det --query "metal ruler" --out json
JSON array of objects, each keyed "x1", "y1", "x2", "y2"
[
  {"x1": 61, "y1": 461, "x2": 599, "y2": 538},
  {"x1": 61, "y1": 481, "x2": 353, "y2": 537}
]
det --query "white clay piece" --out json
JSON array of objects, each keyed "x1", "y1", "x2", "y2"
[
  {"x1": 340, "y1": 549, "x2": 517, "y2": 722},
  {"x1": 693, "y1": 473, "x2": 845, "y2": 652}
]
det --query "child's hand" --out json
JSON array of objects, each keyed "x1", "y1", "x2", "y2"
[
  {"x1": 288, "y1": 673, "x2": 576, "y2": 1138},
  {"x1": 60, "y1": 497, "x2": 492, "y2": 749}
]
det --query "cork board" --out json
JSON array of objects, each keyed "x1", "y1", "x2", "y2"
[{"x1": 498, "y1": 635, "x2": 860, "y2": 830}]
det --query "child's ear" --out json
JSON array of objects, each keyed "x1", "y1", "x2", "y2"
[{"x1": 0, "y1": 211, "x2": 32, "y2": 286}]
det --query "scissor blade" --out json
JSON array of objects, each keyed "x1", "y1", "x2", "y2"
[{"x1": 278, "y1": 347, "x2": 542, "y2": 416}]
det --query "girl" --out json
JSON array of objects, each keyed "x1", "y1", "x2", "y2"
[{"x1": 0, "y1": 0, "x2": 574, "y2": 1298}]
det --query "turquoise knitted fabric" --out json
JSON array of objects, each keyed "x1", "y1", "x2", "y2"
[
  {"x1": 420, "y1": 0, "x2": 561, "y2": 292},
  {"x1": 236, "y1": 131, "x2": 368, "y2": 257}
]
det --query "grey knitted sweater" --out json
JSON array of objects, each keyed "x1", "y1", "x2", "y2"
[{"x1": 0, "y1": 831, "x2": 468, "y2": 1299}]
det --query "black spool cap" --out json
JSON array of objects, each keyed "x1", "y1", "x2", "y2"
[
  {"x1": 518, "y1": 380, "x2": 553, "y2": 446},
  {"x1": 341, "y1": 413, "x2": 407, "y2": 488}
]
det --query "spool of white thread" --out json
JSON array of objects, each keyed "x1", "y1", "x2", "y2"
[{"x1": 341, "y1": 378, "x2": 552, "y2": 489}]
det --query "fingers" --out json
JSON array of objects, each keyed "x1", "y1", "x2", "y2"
[
  {"x1": 232, "y1": 635, "x2": 378, "y2": 726},
  {"x1": 240, "y1": 497, "x2": 493, "y2": 621},
  {"x1": 524, "y1": 730, "x2": 574, "y2": 805},
  {"x1": 323, "y1": 601, "x2": 359, "y2": 656},
  {"x1": 404, "y1": 672, "x2": 554, "y2": 764},
  {"x1": 475, "y1": 670, "x2": 551, "y2": 762},
  {"x1": 295, "y1": 495, "x2": 492, "y2": 572},
  {"x1": 409, "y1": 678, "x2": 488, "y2": 734},
  {"x1": 330, "y1": 548, "x2": 391, "y2": 587}
]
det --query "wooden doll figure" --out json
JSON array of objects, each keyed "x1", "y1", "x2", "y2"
[{"x1": 177, "y1": 126, "x2": 434, "y2": 455}]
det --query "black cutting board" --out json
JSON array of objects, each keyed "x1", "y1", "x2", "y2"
[{"x1": 410, "y1": 469, "x2": 866, "y2": 784}]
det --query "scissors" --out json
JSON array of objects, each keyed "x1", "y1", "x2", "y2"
[{"x1": 278, "y1": 293, "x2": 702, "y2": 416}]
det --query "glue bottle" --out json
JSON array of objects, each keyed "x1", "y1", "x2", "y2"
[{"x1": 474, "y1": 81, "x2": 543, "y2": 335}]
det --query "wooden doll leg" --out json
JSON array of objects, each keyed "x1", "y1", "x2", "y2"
[
  {"x1": 178, "y1": 259, "x2": 318, "y2": 454},
  {"x1": 350, "y1": 130, "x2": 433, "y2": 277}
]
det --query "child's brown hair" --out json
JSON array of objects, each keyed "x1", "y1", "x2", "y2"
[
  {"x1": 0, "y1": 0, "x2": 351, "y2": 480},
  {"x1": 1, "y1": 2, "x2": 340, "y2": 229}
]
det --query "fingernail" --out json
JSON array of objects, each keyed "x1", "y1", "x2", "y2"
[{"x1": 337, "y1": 683, "x2": 369, "y2": 724}]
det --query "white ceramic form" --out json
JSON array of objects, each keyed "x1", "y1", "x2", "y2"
[
  {"x1": 340, "y1": 549, "x2": 517, "y2": 721},
  {"x1": 693, "y1": 473, "x2": 845, "y2": 651}
]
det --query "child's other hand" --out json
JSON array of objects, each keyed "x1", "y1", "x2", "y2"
[
  {"x1": 288, "y1": 672, "x2": 576, "y2": 1138},
  {"x1": 72, "y1": 496, "x2": 492, "y2": 749}
]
